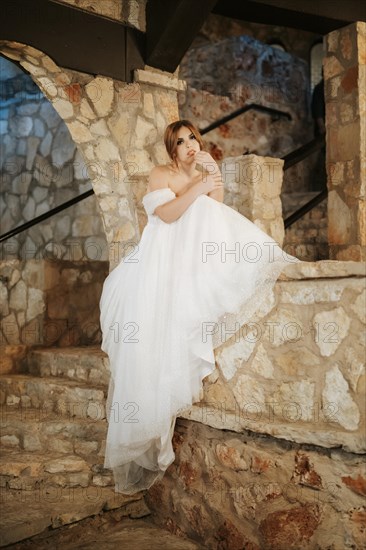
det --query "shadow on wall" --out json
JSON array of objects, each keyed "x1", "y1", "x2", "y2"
[
  {"x1": 0, "y1": 55, "x2": 107, "y2": 261},
  {"x1": 0, "y1": 55, "x2": 109, "y2": 354}
]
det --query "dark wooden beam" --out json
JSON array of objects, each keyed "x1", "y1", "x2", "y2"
[
  {"x1": 212, "y1": 0, "x2": 365, "y2": 34},
  {"x1": 0, "y1": 0, "x2": 145, "y2": 82},
  {"x1": 146, "y1": 0, "x2": 219, "y2": 72},
  {"x1": 247, "y1": 0, "x2": 366, "y2": 23}
]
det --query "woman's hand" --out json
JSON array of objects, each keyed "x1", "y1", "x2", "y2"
[
  {"x1": 194, "y1": 151, "x2": 220, "y2": 177},
  {"x1": 193, "y1": 150, "x2": 224, "y2": 201},
  {"x1": 197, "y1": 174, "x2": 223, "y2": 196}
]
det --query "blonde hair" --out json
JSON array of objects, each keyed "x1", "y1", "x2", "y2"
[{"x1": 164, "y1": 119, "x2": 204, "y2": 166}]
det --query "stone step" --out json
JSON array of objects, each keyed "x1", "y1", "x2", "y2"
[
  {"x1": 0, "y1": 374, "x2": 106, "y2": 419},
  {"x1": 27, "y1": 346, "x2": 110, "y2": 386},
  {"x1": 0, "y1": 486, "x2": 150, "y2": 547},
  {"x1": 3, "y1": 517, "x2": 205, "y2": 549},
  {"x1": 0, "y1": 448, "x2": 113, "y2": 491},
  {"x1": 1, "y1": 406, "x2": 107, "y2": 458}
]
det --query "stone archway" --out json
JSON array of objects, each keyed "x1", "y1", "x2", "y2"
[
  {"x1": 0, "y1": 40, "x2": 140, "y2": 270},
  {"x1": 0, "y1": 38, "x2": 184, "y2": 351}
]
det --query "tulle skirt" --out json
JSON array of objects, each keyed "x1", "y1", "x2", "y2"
[{"x1": 99, "y1": 192, "x2": 300, "y2": 493}]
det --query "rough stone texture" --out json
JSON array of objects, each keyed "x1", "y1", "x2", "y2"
[
  {"x1": 0, "y1": 374, "x2": 106, "y2": 419},
  {"x1": 0, "y1": 324, "x2": 364, "y2": 548},
  {"x1": 325, "y1": 22, "x2": 366, "y2": 261},
  {"x1": 179, "y1": 34, "x2": 310, "y2": 163},
  {"x1": 191, "y1": 14, "x2": 321, "y2": 64},
  {"x1": 322, "y1": 365, "x2": 360, "y2": 430},
  {"x1": 0, "y1": 347, "x2": 205, "y2": 550},
  {"x1": 0, "y1": 43, "x2": 181, "y2": 271},
  {"x1": 53, "y1": 0, "x2": 147, "y2": 31},
  {"x1": 145, "y1": 418, "x2": 366, "y2": 550},
  {"x1": 180, "y1": 261, "x2": 365, "y2": 454},
  {"x1": 27, "y1": 346, "x2": 110, "y2": 385},
  {"x1": 280, "y1": 259, "x2": 365, "y2": 279},
  {"x1": 0, "y1": 57, "x2": 107, "y2": 263},
  {"x1": 0, "y1": 259, "x2": 108, "y2": 354},
  {"x1": 0, "y1": 403, "x2": 106, "y2": 462},
  {"x1": 1, "y1": 19, "x2": 365, "y2": 550},
  {"x1": 178, "y1": 31, "x2": 322, "y2": 204},
  {"x1": 1, "y1": 513, "x2": 204, "y2": 550},
  {"x1": 221, "y1": 154, "x2": 285, "y2": 245},
  {"x1": 282, "y1": 193, "x2": 328, "y2": 261},
  {"x1": 1, "y1": 261, "x2": 364, "y2": 452},
  {"x1": 0, "y1": 488, "x2": 153, "y2": 547}
]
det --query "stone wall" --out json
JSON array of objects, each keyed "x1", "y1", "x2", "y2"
[
  {"x1": 146, "y1": 417, "x2": 365, "y2": 550},
  {"x1": 1, "y1": 11, "x2": 365, "y2": 550},
  {"x1": 178, "y1": 34, "x2": 314, "y2": 194},
  {"x1": 0, "y1": 38, "x2": 187, "y2": 378},
  {"x1": 283, "y1": 193, "x2": 328, "y2": 261},
  {"x1": 325, "y1": 22, "x2": 366, "y2": 261},
  {"x1": 195, "y1": 13, "x2": 321, "y2": 62},
  {"x1": 0, "y1": 259, "x2": 108, "y2": 372},
  {"x1": 145, "y1": 260, "x2": 366, "y2": 549},
  {"x1": 222, "y1": 155, "x2": 285, "y2": 246},
  {"x1": 0, "y1": 57, "x2": 107, "y2": 262},
  {"x1": 54, "y1": 0, "x2": 146, "y2": 30},
  {"x1": 180, "y1": 260, "x2": 365, "y2": 453},
  {"x1": 0, "y1": 41, "x2": 185, "y2": 271}
]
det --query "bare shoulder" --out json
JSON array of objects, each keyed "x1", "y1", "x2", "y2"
[{"x1": 147, "y1": 164, "x2": 171, "y2": 192}]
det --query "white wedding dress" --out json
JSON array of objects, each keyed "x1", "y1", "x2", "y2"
[{"x1": 99, "y1": 188, "x2": 301, "y2": 494}]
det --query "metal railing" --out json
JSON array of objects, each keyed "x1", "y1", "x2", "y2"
[
  {"x1": 0, "y1": 188, "x2": 94, "y2": 243},
  {"x1": 282, "y1": 134, "x2": 327, "y2": 229},
  {"x1": 282, "y1": 134, "x2": 325, "y2": 170},
  {"x1": 199, "y1": 102, "x2": 291, "y2": 135},
  {"x1": 284, "y1": 189, "x2": 327, "y2": 229}
]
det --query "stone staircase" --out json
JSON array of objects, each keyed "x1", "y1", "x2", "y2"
[
  {"x1": 0, "y1": 347, "x2": 176, "y2": 547},
  {"x1": 0, "y1": 348, "x2": 111, "y2": 492}
]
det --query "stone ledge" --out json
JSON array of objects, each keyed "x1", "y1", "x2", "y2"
[
  {"x1": 1, "y1": 406, "x2": 107, "y2": 457},
  {"x1": 0, "y1": 448, "x2": 112, "y2": 487},
  {"x1": 145, "y1": 416, "x2": 366, "y2": 550},
  {"x1": 134, "y1": 67, "x2": 187, "y2": 92},
  {"x1": 0, "y1": 374, "x2": 107, "y2": 419},
  {"x1": 0, "y1": 486, "x2": 147, "y2": 547},
  {"x1": 179, "y1": 406, "x2": 366, "y2": 455},
  {"x1": 280, "y1": 259, "x2": 366, "y2": 280},
  {"x1": 0, "y1": 511, "x2": 204, "y2": 549},
  {"x1": 27, "y1": 346, "x2": 110, "y2": 385}
]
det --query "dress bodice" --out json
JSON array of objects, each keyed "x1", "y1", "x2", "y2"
[
  {"x1": 142, "y1": 188, "x2": 176, "y2": 217},
  {"x1": 100, "y1": 178, "x2": 301, "y2": 495}
]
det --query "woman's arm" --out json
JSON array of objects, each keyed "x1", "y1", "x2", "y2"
[
  {"x1": 194, "y1": 151, "x2": 224, "y2": 203},
  {"x1": 155, "y1": 184, "x2": 204, "y2": 223},
  {"x1": 148, "y1": 166, "x2": 220, "y2": 224},
  {"x1": 207, "y1": 168, "x2": 224, "y2": 203}
]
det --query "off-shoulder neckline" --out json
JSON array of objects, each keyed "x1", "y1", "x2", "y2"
[{"x1": 143, "y1": 188, "x2": 176, "y2": 199}]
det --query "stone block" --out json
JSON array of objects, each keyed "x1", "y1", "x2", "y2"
[{"x1": 322, "y1": 365, "x2": 360, "y2": 430}]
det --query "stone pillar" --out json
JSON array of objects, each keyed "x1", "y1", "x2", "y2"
[
  {"x1": 222, "y1": 154, "x2": 285, "y2": 246},
  {"x1": 325, "y1": 22, "x2": 366, "y2": 261},
  {"x1": 0, "y1": 40, "x2": 186, "y2": 272}
]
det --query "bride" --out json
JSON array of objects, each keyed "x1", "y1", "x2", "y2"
[
  {"x1": 146, "y1": 119, "x2": 224, "y2": 211},
  {"x1": 99, "y1": 119, "x2": 300, "y2": 494}
]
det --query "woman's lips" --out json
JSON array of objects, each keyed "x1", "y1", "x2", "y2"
[{"x1": 188, "y1": 150, "x2": 195, "y2": 157}]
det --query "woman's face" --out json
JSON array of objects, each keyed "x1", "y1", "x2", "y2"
[{"x1": 174, "y1": 126, "x2": 200, "y2": 165}]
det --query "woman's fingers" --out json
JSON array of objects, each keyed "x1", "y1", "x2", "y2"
[{"x1": 195, "y1": 151, "x2": 215, "y2": 164}]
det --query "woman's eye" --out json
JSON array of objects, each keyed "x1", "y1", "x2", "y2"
[{"x1": 177, "y1": 135, "x2": 195, "y2": 145}]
